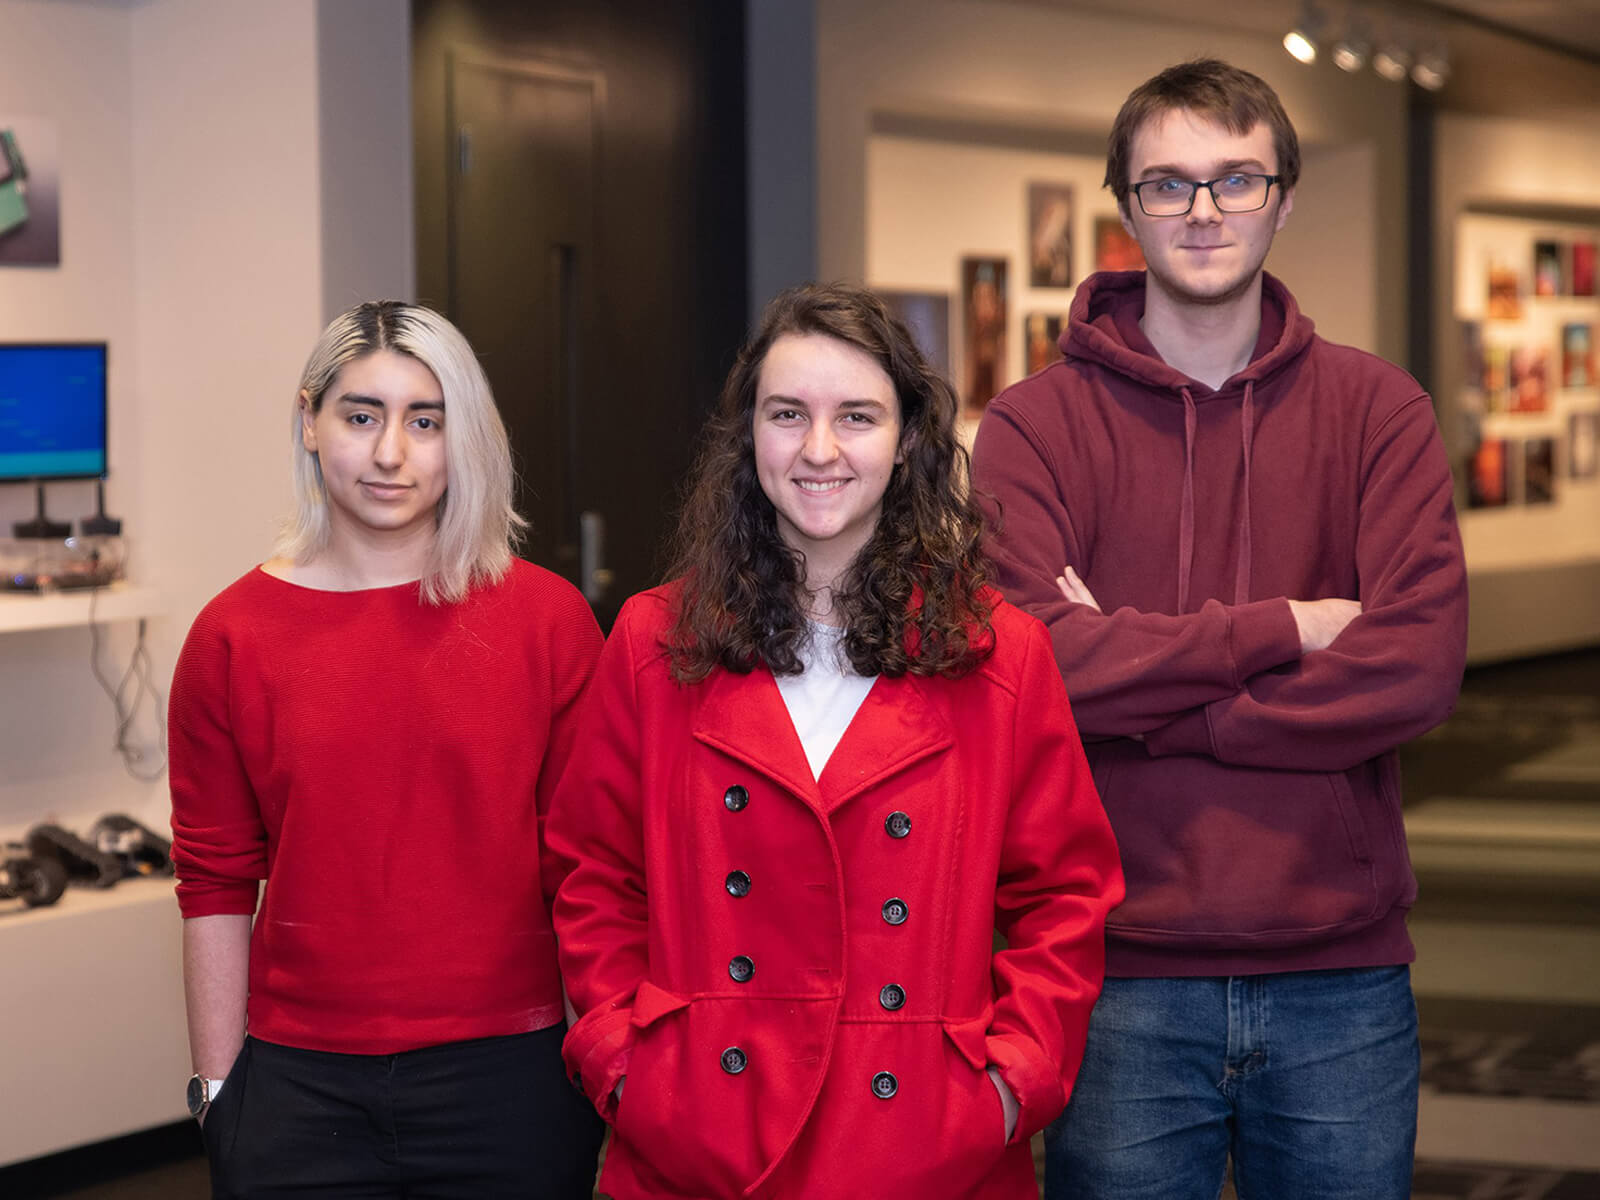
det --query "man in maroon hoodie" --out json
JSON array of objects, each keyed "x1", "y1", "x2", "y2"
[{"x1": 972, "y1": 59, "x2": 1467, "y2": 1200}]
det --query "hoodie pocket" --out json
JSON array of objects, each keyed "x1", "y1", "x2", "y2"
[{"x1": 1094, "y1": 745, "x2": 1380, "y2": 946}]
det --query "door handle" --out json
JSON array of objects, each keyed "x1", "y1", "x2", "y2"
[{"x1": 580, "y1": 510, "x2": 613, "y2": 605}]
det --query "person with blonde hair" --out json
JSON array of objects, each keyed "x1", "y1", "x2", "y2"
[{"x1": 169, "y1": 300, "x2": 606, "y2": 1198}]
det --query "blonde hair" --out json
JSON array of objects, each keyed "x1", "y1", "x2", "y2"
[{"x1": 276, "y1": 300, "x2": 525, "y2": 604}]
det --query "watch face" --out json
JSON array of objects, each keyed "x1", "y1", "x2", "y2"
[{"x1": 186, "y1": 1074, "x2": 207, "y2": 1116}]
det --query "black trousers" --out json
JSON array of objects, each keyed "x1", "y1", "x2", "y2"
[{"x1": 202, "y1": 1025, "x2": 605, "y2": 1199}]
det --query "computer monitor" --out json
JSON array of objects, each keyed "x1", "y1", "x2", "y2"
[{"x1": 0, "y1": 342, "x2": 109, "y2": 482}]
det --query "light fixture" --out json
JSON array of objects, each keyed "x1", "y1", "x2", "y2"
[
  {"x1": 1283, "y1": 2, "x2": 1323, "y2": 64},
  {"x1": 1331, "y1": 34, "x2": 1370, "y2": 72},
  {"x1": 1411, "y1": 45, "x2": 1450, "y2": 90},
  {"x1": 1373, "y1": 43, "x2": 1412, "y2": 82}
]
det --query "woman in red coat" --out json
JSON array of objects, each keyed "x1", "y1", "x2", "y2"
[{"x1": 547, "y1": 283, "x2": 1123, "y2": 1199}]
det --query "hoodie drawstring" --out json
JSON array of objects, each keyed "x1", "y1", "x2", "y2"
[
  {"x1": 1235, "y1": 381, "x2": 1255, "y2": 605},
  {"x1": 1177, "y1": 388, "x2": 1197, "y2": 615},
  {"x1": 1176, "y1": 382, "x2": 1256, "y2": 613}
]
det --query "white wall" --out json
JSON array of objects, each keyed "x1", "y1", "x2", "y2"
[
  {"x1": 1431, "y1": 112, "x2": 1600, "y2": 662},
  {"x1": 0, "y1": 0, "x2": 413, "y2": 1161},
  {"x1": 817, "y1": 0, "x2": 1411, "y2": 365},
  {"x1": 0, "y1": 0, "x2": 414, "y2": 844}
]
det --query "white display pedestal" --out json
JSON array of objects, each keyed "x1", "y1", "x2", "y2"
[{"x1": 0, "y1": 877, "x2": 191, "y2": 1166}]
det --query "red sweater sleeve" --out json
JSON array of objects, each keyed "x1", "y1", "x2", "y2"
[
  {"x1": 168, "y1": 604, "x2": 267, "y2": 918},
  {"x1": 534, "y1": 588, "x2": 606, "y2": 912},
  {"x1": 987, "y1": 618, "x2": 1124, "y2": 1139},
  {"x1": 1144, "y1": 397, "x2": 1468, "y2": 770},
  {"x1": 972, "y1": 402, "x2": 1301, "y2": 738},
  {"x1": 547, "y1": 595, "x2": 654, "y2": 1119}
]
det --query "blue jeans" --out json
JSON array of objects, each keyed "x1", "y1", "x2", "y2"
[{"x1": 1045, "y1": 967, "x2": 1419, "y2": 1200}]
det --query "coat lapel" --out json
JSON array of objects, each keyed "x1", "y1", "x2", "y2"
[
  {"x1": 692, "y1": 665, "x2": 819, "y2": 805},
  {"x1": 817, "y1": 673, "x2": 953, "y2": 813}
]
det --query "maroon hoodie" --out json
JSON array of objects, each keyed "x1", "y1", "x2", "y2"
[{"x1": 972, "y1": 270, "x2": 1468, "y2": 977}]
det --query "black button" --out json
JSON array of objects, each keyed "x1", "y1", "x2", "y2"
[
  {"x1": 728, "y1": 954, "x2": 755, "y2": 983},
  {"x1": 879, "y1": 983, "x2": 906, "y2": 1011},
  {"x1": 882, "y1": 897, "x2": 908, "y2": 926},
  {"x1": 871, "y1": 1070, "x2": 898, "y2": 1099},
  {"x1": 885, "y1": 810, "x2": 912, "y2": 838},
  {"x1": 725, "y1": 870, "x2": 751, "y2": 898},
  {"x1": 721, "y1": 1046, "x2": 748, "y2": 1075},
  {"x1": 724, "y1": 785, "x2": 749, "y2": 812}
]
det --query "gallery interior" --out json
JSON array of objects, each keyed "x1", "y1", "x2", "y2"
[{"x1": 0, "y1": 0, "x2": 1595, "y2": 1196}]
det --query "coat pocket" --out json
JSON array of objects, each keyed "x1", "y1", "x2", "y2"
[
  {"x1": 611, "y1": 988, "x2": 822, "y2": 1199},
  {"x1": 1098, "y1": 748, "x2": 1381, "y2": 946}
]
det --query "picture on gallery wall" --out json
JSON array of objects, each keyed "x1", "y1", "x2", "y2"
[
  {"x1": 1574, "y1": 241, "x2": 1596, "y2": 297},
  {"x1": 1094, "y1": 216, "x2": 1145, "y2": 272},
  {"x1": 1524, "y1": 438, "x2": 1556, "y2": 505},
  {"x1": 1571, "y1": 412, "x2": 1599, "y2": 480},
  {"x1": 0, "y1": 116, "x2": 59, "y2": 266},
  {"x1": 1024, "y1": 313, "x2": 1068, "y2": 374},
  {"x1": 1533, "y1": 240, "x2": 1563, "y2": 297},
  {"x1": 876, "y1": 290, "x2": 951, "y2": 374},
  {"x1": 1465, "y1": 435, "x2": 1509, "y2": 508},
  {"x1": 1561, "y1": 323, "x2": 1593, "y2": 389},
  {"x1": 1509, "y1": 346, "x2": 1549, "y2": 413},
  {"x1": 960, "y1": 256, "x2": 1008, "y2": 416},
  {"x1": 1026, "y1": 182, "x2": 1074, "y2": 288},
  {"x1": 1487, "y1": 263, "x2": 1522, "y2": 320}
]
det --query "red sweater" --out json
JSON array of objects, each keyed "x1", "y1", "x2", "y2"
[
  {"x1": 168, "y1": 561, "x2": 603, "y2": 1053},
  {"x1": 972, "y1": 271, "x2": 1468, "y2": 977}
]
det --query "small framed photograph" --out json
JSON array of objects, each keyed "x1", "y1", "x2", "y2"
[
  {"x1": 1570, "y1": 411, "x2": 1599, "y2": 481},
  {"x1": 1573, "y1": 241, "x2": 1596, "y2": 297},
  {"x1": 1533, "y1": 240, "x2": 1564, "y2": 296},
  {"x1": 1093, "y1": 216, "x2": 1144, "y2": 271},
  {"x1": 1523, "y1": 437, "x2": 1556, "y2": 504},
  {"x1": 1023, "y1": 312, "x2": 1068, "y2": 374},
  {"x1": 1509, "y1": 346, "x2": 1548, "y2": 414},
  {"x1": 1561, "y1": 322, "x2": 1593, "y2": 389},
  {"x1": 960, "y1": 257, "x2": 1009, "y2": 415},
  {"x1": 1466, "y1": 436, "x2": 1510, "y2": 508},
  {"x1": 1026, "y1": 183, "x2": 1074, "y2": 288},
  {"x1": 1487, "y1": 263, "x2": 1522, "y2": 320},
  {"x1": 876, "y1": 290, "x2": 951, "y2": 374}
]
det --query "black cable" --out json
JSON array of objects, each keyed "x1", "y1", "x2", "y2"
[{"x1": 87, "y1": 587, "x2": 168, "y2": 782}]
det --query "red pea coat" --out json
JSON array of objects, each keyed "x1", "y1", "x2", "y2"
[{"x1": 547, "y1": 588, "x2": 1123, "y2": 1199}]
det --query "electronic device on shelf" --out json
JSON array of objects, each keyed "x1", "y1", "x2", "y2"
[
  {"x1": 1, "y1": 342, "x2": 112, "y2": 539},
  {"x1": 0, "y1": 844, "x2": 67, "y2": 909},
  {"x1": 26, "y1": 823, "x2": 122, "y2": 888}
]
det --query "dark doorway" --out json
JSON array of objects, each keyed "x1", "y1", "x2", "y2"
[{"x1": 413, "y1": 0, "x2": 748, "y2": 626}]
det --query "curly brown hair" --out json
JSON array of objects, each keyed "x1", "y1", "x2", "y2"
[{"x1": 664, "y1": 283, "x2": 994, "y2": 683}]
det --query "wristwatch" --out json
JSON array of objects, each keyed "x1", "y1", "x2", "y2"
[{"x1": 186, "y1": 1073, "x2": 224, "y2": 1118}]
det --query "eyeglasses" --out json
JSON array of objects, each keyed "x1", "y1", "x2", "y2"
[{"x1": 1129, "y1": 173, "x2": 1282, "y2": 217}]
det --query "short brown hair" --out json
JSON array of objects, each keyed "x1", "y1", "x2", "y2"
[{"x1": 1105, "y1": 59, "x2": 1301, "y2": 212}]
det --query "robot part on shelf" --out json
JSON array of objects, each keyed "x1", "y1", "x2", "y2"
[
  {"x1": 27, "y1": 823, "x2": 123, "y2": 888},
  {"x1": 0, "y1": 845, "x2": 69, "y2": 909},
  {"x1": 89, "y1": 813, "x2": 174, "y2": 878}
]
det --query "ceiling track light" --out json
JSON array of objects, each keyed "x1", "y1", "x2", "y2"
[
  {"x1": 1330, "y1": 6, "x2": 1372, "y2": 73},
  {"x1": 1284, "y1": 3, "x2": 1449, "y2": 92},
  {"x1": 1373, "y1": 43, "x2": 1412, "y2": 82},
  {"x1": 1411, "y1": 44, "x2": 1450, "y2": 90},
  {"x1": 1283, "y1": 1, "x2": 1324, "y2": 65}
]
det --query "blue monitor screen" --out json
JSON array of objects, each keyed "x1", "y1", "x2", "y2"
[{"x1": 0, "y1": 343, "x2": 109, "y2": 481}]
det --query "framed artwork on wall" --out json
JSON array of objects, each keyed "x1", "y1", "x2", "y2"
[
  {"x1": 960, "y1": 256, "x2": 1008, "y2": 416},
  {"x1": 1026, "y1": 182, "x2": 1074, "y2": 288},
  {"x1": 1024, "y1": 312, "x2": 1068, "y2": 374},
  {"x1": 1093, "y1": 215, "x2": 1144, "y2": 272},
  {"x1": 0, "y1": 116, "x2": 60, "y2": 267}
]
